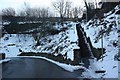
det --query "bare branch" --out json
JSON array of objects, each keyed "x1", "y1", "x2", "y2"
[{"x1": 52, "y1": 0, "x2": 72, "y2": 18}]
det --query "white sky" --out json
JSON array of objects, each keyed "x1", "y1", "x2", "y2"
[
  {"x1": 0, "y1": 0, "x2": 85, "y2": 10},
  {"x1": 0, "y1": 0, "x2": 101, "y2": 16},
  {"x1": 0, "y1": 0, "x2": 119, "y2": 11}
]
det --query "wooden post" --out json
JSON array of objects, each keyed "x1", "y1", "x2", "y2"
[
  {"x1": 74, "y1": 49, "x2": 81, "y2": 64},
  {"x1": 101, "y1": 27, "x2": 103, "y2": 61},
  {"x1": 0, "y1": 53, "x2": 5, "y2": 59}
]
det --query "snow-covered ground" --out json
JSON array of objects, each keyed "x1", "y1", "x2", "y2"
[
  {"x1": 0, "y1": 22, "x2": 83, "y2": 76},
  {"x1": 0, "y1": 22, "x2": 79, "y2": 61},
  {"x1": 0, "y1": 4, "x2": 119, "y2": 78},
  {"x1": 0, "y1": 59, "x2": 11, "y2": 64},
  {"x1": 81, "y1": 5, "x2": 120, "y2": 78},
  {"x1": 0, "y1": 34, "x2": 36, "y2": 57}
]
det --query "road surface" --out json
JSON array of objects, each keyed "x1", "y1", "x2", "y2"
[{"x1": 2, "y1": 57, "x2": 83, "y2": 78}]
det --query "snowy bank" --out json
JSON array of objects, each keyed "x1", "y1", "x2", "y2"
[
  {"x1": 0, "y1": 59, "x2": 11, "y2": 64},
  {"x1": 17, "y1": 56, "x2": 86, "y2": 72},
  {"x1": 0, "y1": 22, "x2": 79, "y2": 61},
  {"x1": 81, "y1": 5, "x2": 119, "y2": 78}
]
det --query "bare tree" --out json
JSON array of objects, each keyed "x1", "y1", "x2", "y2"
[
  {"x1": 94, "y1": 0, "x2": 98, "y2": 8},
  {"x1": 65, "y1": 1, "x2": 72, "y2": 18},
  {"x1": 52, "y1": 0, "x2": 72, "y2": 18},
  {"x1": 40, "y1": 7, "x2": 49, "y2": 18},
  {"x1": 23, "y1": 2, "x2": 32, "y2": 17},
  {"x1": 18, "y1": 6, "x2": 51, "y2": 18},
  {"x1": 27, "y1": 7, "x2": 39, "y2": 18},
  {"x1": 72, "y1": 7, "x2": 82, "y2": 18},
  {"x1": 72, "y1": 7, "x2": 78, "y2": 18},
  {"x1": 2, "y1": 7, "x2": 15, "y2": 16},
  {"x1": 83, "y1": 0, "x2": 96, "y2": 21},
  {"x1": 18, "y1": 10, "x2": 26, "y2": 17}
]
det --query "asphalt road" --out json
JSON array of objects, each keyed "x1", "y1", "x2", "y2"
[{"x1": 2, "y1": 57, "x2": 83, "y2": 78}]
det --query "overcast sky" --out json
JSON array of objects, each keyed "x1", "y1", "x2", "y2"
[
  {"x1": 0, "y1": 0, "x2": 85, "y2": 11},
  {"x1": 1, "y1": 0, "x2": 119, "y2": 11},
  {"x1": 0, "y1": 0, "x2": 103, "y2": 16}
]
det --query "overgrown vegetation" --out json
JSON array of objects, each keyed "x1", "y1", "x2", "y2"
[{"x1": 3, "y1": 22, "x2": 42, "y2": 34}]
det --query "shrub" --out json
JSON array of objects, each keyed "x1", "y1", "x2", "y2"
[{"x1": 49, "y1": 28, "x2": 61, "y2": 35}]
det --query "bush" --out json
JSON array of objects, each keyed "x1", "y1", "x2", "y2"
[
  {"x1": 3, "y1": 22, "x2": 42, "y2": 34},
  {"x1": 49, "y1": 28, "x2": 61, "y2": 35}
]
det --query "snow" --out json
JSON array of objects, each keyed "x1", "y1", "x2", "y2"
[
  {"x1": 17, "y1": 56, "x2": 86, "y2": 72},
  {"x1": 1, "y1": 4, "x2": 119, "y2": 78},
  {"x1": 18, "y1": 21, "x2": 42, "y2": 24},
  {"x1": 3, "y1": 22, "x2": 10, "y2": 25},
  {"x1": 0, "y1": 59, "x2": 11, "y2": 64},
  {"x1": 0, "y1": 34, "x2": 37, "y2": 57},
  {"x1": 80, "y1": 59, "x2": 98, "y2": 78},
  {"x1": 81, "y1": 5, "x2": 119, "y2": 78},
  {"x1": 0, "y1": 22, "x2": 79, "y2": 61}
]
